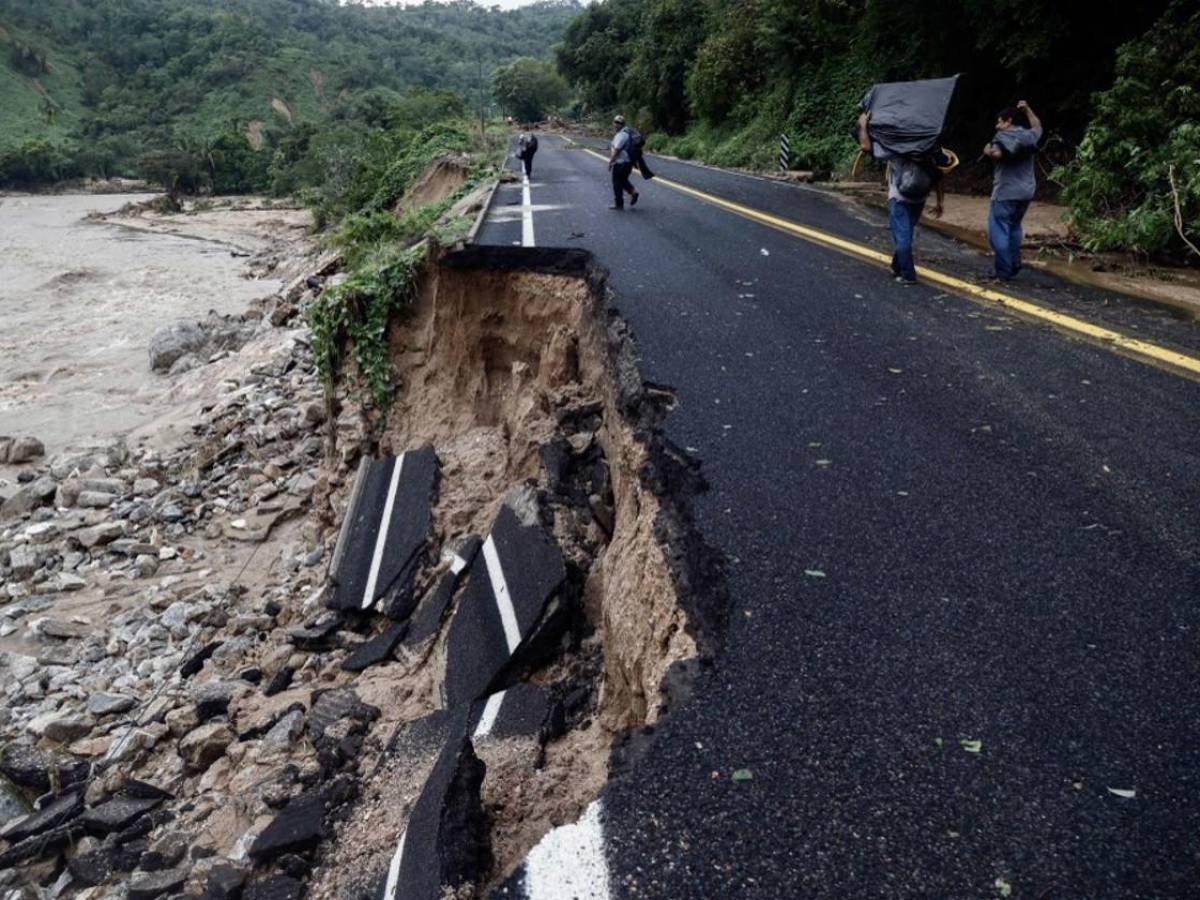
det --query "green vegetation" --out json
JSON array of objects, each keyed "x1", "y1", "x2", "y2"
[
  {"x1": 557, "y1": 0, "x2": 1200, "y2": 258},
  {"x1": 492, "y1": 57, "x2": 570, "y2": 122},
  {"x1": 305, "y1": 121, "x2": 501, "y2": 423},
  {"x1": 1055, "y1": 2, "x2": 1200, "y2": 258},
  {"x1": 0, "y1": 0, "x2": 579, "y2": 188}
]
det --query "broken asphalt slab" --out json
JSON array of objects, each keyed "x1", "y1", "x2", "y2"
[
  {"x1": 328, "y1": 447, "x2": 437, "y2": 616},
  {"x1": 248, "y1": 792, "x2": 325, "y2": 862},
  {"x1": 469, "y1": 682, "x2": 559, "y2": 742},
  {"x1": 341, "y1": 621, "x2": 408, "y2": 672},
  {"x1": 443, "y1": 505, "x2": 567, "y2": 708},
  {"x1": 377, "y1": 718, "x2": 491, "y2": 900},
  {"x1": 402, "y1": 535, "x2": 482, "y2": 651}
]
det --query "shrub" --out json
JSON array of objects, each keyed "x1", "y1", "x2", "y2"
[{"x1": 1055, "y1": 1, "x2": 1200, "y2": 257}]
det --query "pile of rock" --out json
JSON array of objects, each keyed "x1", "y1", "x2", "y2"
[{"x1": 0, "y1": 300, "x2": 349, "y2": 898}]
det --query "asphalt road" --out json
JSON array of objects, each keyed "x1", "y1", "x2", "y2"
[{"x1": 478, "y1": 136, "x2": 1200, "y2": 898}]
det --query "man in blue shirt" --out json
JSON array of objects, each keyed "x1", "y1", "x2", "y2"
[
  {"x1": 983, "y1": 100, "x2": 1043, "y2": 280},
  {"x1": 607, "y1": 115, "x2": 639, "y2": 210}
]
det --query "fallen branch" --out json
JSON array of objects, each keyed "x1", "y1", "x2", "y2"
[{"x1": 1167, "y1": 164, "x2": 1200, "y2": 261}]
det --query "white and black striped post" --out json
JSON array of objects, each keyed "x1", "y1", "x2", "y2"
[{"x1": 779, "y1": 133, "x2": 790, "y2": 172}]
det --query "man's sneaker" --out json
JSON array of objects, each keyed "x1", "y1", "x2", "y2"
[
  {"x1": 630, "y1": 192, "x2": 639, "y2": 207},
  {"x1": 609, "y1": 203, "x2": 624, "y2": 210}
]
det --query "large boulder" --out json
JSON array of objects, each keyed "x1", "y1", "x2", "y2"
[{"x1": 148, "y1": 322, "x2": 207, "y2": 373}]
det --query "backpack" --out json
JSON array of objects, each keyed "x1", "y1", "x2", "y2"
[
  {"x1": 623, "y1": 126, "x2": 645, "y2": 162},
  {"x1": 895, "y1": 155, "x2": 944, "y2": 202},
  {"x1": 527, "y1": 134, "x2": 538, "y2": 154}
]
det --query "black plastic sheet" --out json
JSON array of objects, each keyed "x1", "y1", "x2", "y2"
[{"x1": 861, "y1": 76, "x2": 959, "y2": 160}]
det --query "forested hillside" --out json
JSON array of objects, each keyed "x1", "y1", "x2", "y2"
[
  {"x1": 0, "y1": 0, "x2": 579, "y2": 184},
  {"x1": 557, "y1": 0, "x2": 1200, "y2": 258}
]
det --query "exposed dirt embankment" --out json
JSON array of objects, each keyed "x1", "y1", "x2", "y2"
[{"x1": 312, "y1": 246, "x2": 726, "y2": 896}]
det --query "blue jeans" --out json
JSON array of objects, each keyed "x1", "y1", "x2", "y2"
[
  {"x1": 888, "y1": 199, "x2": 924, "y2": 281},
  {"x1": 988, "y1": 199, "x2": 1031, "y2": 279}
]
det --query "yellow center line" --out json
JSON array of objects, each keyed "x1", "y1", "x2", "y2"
[{"x1": 577, "y1": 145, "x2": 1200, "y2": 382}]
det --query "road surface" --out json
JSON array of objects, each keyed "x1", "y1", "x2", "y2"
[{"x1": 479, "y1": 135, "x2": 1200, "y2": 898}]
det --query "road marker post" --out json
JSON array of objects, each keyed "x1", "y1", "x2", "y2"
[{"x1": 779, "y1": 133, "x2": 790, "y2": 173}]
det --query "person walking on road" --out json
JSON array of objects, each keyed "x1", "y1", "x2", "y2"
[
  {"x1": 983, "y1": 100, "x2": 1042, "y2": 280},
  {"x1": 859, "y1": 111, "x2": 948, "y2": 284},
  {"x1": 517, "y1": 132, "x2": 538, "y2": 178},
  {"x1": 607, "y1": 115, "x2": 639, "y2": 210}
]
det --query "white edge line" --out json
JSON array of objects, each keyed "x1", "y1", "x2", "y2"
[
  {"x1": 450, "y1": 553, "x2": 469, "y2": 575},
  {"x1": 522, "y1": 173, "x2": 535, "y2": 247},
  {"x1": 473, "y1": 690, "x2": 507, "y2": 738},
  {"x1": 482, "y1": 534, "x2": 522, "y2": 653},
  {"x1": 361, "y1": 453, "x2": 405, "y2": 609},
  {"x1": 383, "y1": 828, "x2": 407, "y2": 900},
  {"x1": 524, "y1": 799, "x2": 611, "y2": 900}
]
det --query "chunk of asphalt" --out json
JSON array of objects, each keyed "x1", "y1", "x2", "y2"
[
  {"x1": 180, "y1": 641, "x2": 222, "y2": 679},
  {"x1": 328, "y1": 446, "x2": 438, "y2": 616},
  {"x1": 469, "y1": 682, "x2": 559, "y2": 742},
  {"x1": 263, "y1": 665, "x2": 295, "y2": 697},
  {"x1": 341, "y1": 621, "x2": 408, "y2": 672},
  {"x1": 202, "y1": 862, "x2": 248, "y2": 900},
  {"x1": 0, "y1": 742, "x2": 89, "y2": 793},
  {"x1": 248, "y1": 792, "x2": 324, "y2": 862},
  {"x1": 307, "y1": 687, "x2": 380, "y2": 743},
  {"x1": 243, "y1": 874, "x2": 304, "y2": 900},
  {"x1": 376, "y1": 708, "x2": 461, "y2": 779},
  {"x1": 286, "y1": 612, "x2": 345, "y2": 651},
  {"x1": 379, "y1": 728, "x2": 491, "y2": 900},
  {"x1": 68, "y1": 847, "x2": 117, "y2": 886},
  {"x1": 80, "y1": 795, "x2": 162, "y2": 835},
  {"x1": 194, "y1": 680, "x2": 235, "y2": 722},
  {"x1": 0, "y1": 821, "x2": 85, "y2": 868},
  {"x1": 0, "y1": 790, "x2": 82, "y2": 843},
  {"x1": 403, "y1": 536, "x2": 482, "y2": 650},
  {"x1": 443, "y1": 505, "x2": 566, "y2": 708}
]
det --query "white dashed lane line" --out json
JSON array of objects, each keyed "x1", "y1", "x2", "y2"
[
  {"x1": 522, "y1": 172, "x2": 535, "y2": 247},
  {"x1": 361, "y1": 452, "x2": 405, "y2": 609}
]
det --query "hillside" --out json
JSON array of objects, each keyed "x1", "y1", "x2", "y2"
[{"x1": 0, "y1": 0, "x2": 580, "y2": 182}]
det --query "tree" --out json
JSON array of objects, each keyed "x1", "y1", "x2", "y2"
[{"x1": 492, "y1": 57, "x2": 570, "y2": 122}]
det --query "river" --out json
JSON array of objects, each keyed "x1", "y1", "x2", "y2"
[{"x1": 0, "y1": 193, "x2": 297, "y2": 454}]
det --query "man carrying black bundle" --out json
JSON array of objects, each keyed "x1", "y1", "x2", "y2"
[
  {"x1": 859, "y1": 112, "x2": 951, "y2": 285},
  {"x1": 983, "y1": 100, "x2": 1042, "y2": 280}
]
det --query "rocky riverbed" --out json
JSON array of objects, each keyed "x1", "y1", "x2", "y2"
[{"x1": 0, "y1": 196, "x2": 349, "y2": 897}]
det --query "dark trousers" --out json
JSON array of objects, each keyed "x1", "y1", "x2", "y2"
[
  {"x1": 611, "y1": 161, "x2": 635, "y2": 207},
  {"x1": 988, "y1": 199, "x2": 1030, "y2": 278},
  {"x1": 521, "y1": 152, "x2": 534, "y2": 177},
  {"x1": 888, "y1": 198, "x2": 925, "y2": 282}
]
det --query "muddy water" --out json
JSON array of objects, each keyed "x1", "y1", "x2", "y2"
[{"x1": 0, "y1": 193, "x2": 283, "y2": 453}]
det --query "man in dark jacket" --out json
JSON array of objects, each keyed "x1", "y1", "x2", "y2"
[{"x1": 983, "y1": 100, "x2": 1042, "y2": 280}]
